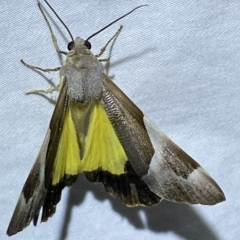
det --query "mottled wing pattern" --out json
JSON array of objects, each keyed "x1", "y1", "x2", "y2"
[
  {"x1": 142, "y1": 117, "x2": 225, "y2": 204},
  {"x1": 7, "y1": 78, "x2": 71, "y2": 236},
  {"x1": 103, "y1": 75, "x2": 225, "y2": 205}
]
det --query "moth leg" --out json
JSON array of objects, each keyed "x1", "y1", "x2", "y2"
[
  {"x1": 21, "y1": 59, "x2": 60, "y2": 73},
  {"x1": 38, "y1": 3, "x2": 67, "y2": 55},
  {"x1": 99, "y1": 58, "x2": 109, "y2": 62},
  {"x1": 25, "y1": 78, "x2": 63, "y2": 95},
  {"x1": 21, "y1": 59, "x2": 61, "y2": 95},
  {"x1": 25, "y1": 85, "x2": 60, "y2": 95},
  {"x1": 95, "y1": 25, "x2": 123, "y2": 58},
  {"x1": 25, "y1": 76, "x2": 63, "y2": 95}
]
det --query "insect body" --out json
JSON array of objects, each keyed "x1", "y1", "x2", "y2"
[{"x1": 7, "y1": 1, "x2": 225, "y2": 236}]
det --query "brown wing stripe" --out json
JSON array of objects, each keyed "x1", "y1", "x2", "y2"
[
  {"x1": 84, "y1": 162, "x2": 161, "y2": 207},
  {"x1": 41, "y1": 174, "x2": 78, "y2": 222}
]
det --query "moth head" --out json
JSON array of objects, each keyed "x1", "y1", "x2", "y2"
[{"x1": 67, "y1": 37, "x2": 92, "y2": 53}]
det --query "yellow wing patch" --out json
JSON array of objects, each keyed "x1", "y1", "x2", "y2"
[
  {"x1": 52, "y1": 101, "x2": 127, "y2": 185},
  {"x1": 82, "y1": 102, "x2": 127, "y2": 174},
  {"x1": 52, "y1": 108, "x2": 81, "y2": 185}
]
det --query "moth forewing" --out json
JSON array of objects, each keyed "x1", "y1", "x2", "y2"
[
  {"x1": 7, "y1": 79, "x2": 69, "y2": 236},
  {"x1": 7, "y1": 130, "x2": 50, "y2": 236},
  {"x1": 102, "y1": 75, "x2": 154, "y2": 176},
  {"x1": 103, "y1": 74, "x2": 225, "y2": 205}
]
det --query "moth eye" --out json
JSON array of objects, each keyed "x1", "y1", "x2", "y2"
[
  {"x1": 68, "y1": 41, "x2": 75, "y2": 50},
  {"x1": 84, "y1": 40, "x2": 91, "y2": 49}
]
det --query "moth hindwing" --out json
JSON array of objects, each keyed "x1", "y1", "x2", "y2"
[{"x1": 7, "y1": 1, "x2": 225, "y2": 236}]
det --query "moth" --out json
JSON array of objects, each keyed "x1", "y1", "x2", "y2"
[{"x1": 7, "y1": 0, "x2": 225, "y2": 236}]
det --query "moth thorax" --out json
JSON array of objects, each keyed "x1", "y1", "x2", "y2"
[
  {"x1": 66, "y1": 78, "x2": 103, "y2": 103},
  {"x1": 61, "y1": 57, "x2": 104, "y2": 103},
  {"x1": 63, "y1": 69, "x2": 103, "y2": 104}
]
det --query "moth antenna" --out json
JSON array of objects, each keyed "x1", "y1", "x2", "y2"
[
  {"x1": 43, "y1": 0, "x2": 74, "y2": 42},
  {"x1": 86, "y1": 4, "x2": 148, "y2": 42}
]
